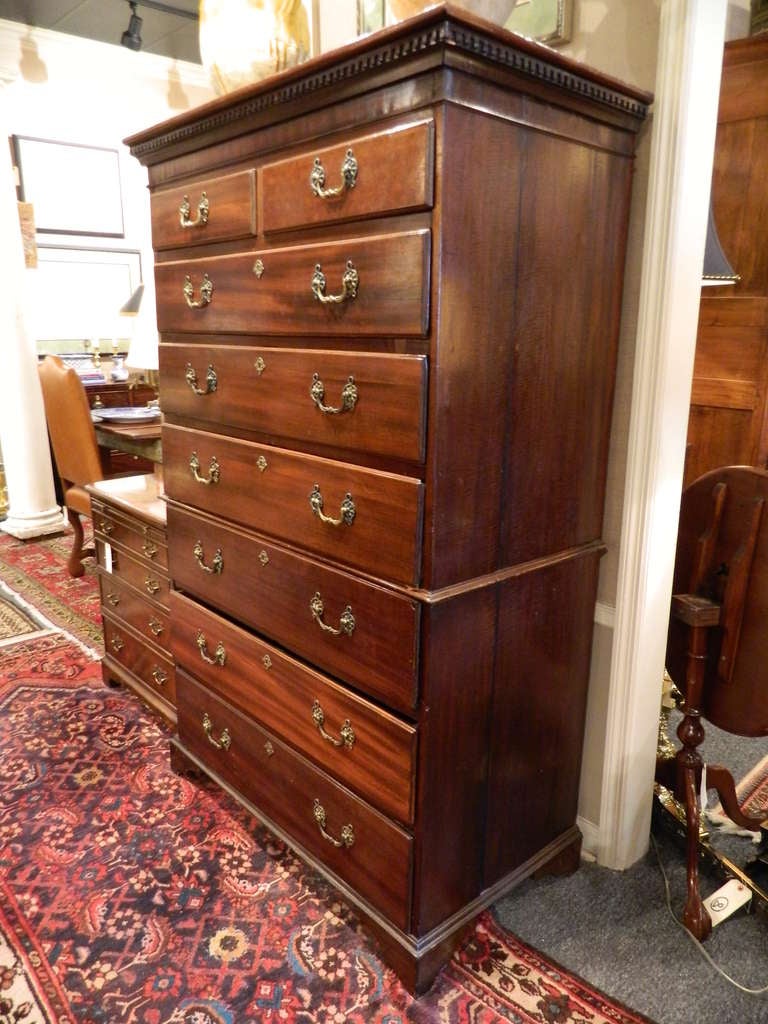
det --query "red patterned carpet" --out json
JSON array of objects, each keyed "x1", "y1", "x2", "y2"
[
  {"x1": 0, "y1": 560, "x2": 654, "y2": 1022},
  {"x1": 0, "y1": 526, "x2": 102, "y2": 651}
]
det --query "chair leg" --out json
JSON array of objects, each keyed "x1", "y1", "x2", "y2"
[{"x1": 66, "y1": 508, "x2": 86, "y2": 578}]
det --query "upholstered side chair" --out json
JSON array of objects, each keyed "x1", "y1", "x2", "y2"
[{"x1": 37, "y1": 355, "x2": 109, "y2": 577}]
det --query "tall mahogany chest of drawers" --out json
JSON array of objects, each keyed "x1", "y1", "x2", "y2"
[{"x1": 127, "y1": 5, "x2": 650, "y2": 991}]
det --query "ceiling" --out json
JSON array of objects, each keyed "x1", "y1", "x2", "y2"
[{"x1": 0, "y1": 0, "x2": 202, "y2": 64}]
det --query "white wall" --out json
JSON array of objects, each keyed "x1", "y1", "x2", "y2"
[{"x1": 0, "y1": 19, "x2": 214, "y2": 350}]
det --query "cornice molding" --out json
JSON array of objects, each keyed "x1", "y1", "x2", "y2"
[{"x1": 128, "y1": 14, "x2": 650, "y2": 160}]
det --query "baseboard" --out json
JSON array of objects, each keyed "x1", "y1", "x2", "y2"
[{"x1": 577, "y1": 815, "x2": 600, "y2": 862}]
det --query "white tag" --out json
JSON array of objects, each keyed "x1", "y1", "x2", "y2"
[
  {"x1": 103, "y1": 542, "x2": 112, "y2": 573},
  {"x1": 704, "y1": 878, "x2": 752, "y2": 927}
]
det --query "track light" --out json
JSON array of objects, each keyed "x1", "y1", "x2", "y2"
[{"x1": 121, "y1": 2, "x2": 143, "y2": 51}]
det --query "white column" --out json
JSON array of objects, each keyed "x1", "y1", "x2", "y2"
[
  {"x1": 0, "y1": 81, "x2": 65, "y2": 539},
  {"x1": 596, "y1": 0, "x2": 729, "y2": 869}
]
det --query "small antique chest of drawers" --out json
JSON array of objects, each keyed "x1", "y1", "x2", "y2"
[
  {"x1": 89, "y1": 475, "x2": 176, "y2": 725},
  {"x1": 126, "y1": 5, "x2": 650, "y2": 991}
]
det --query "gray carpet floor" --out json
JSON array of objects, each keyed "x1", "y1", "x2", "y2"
[{"x1": 494, "y1": 721, "x2": 768, "y2": 1024}]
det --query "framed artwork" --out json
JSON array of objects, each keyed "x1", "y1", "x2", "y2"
[
  {"x1": 505, "y1": 0, "x2": 573, "y2": 46},
  {"x1": 753, "y1": 0, "x2": 768, "y2": 35},
  {"x1": 12, "y1": 136, "x2": 125, "y2": 238},
  {"x1": 357, "y1": 0, "x2": 385, "y2": 35},
  {"x1": 32, "y1": 246, "x2": 142, "y2": 343}
]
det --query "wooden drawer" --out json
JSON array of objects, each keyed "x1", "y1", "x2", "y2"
[
  {"x1": 163, "y1": 424, "x2": 423, "y2": 585},
  {"x1": 92, "y1": 499, "x2": 168, "y2": 570},
  {"x1": 103, "y1": 613, "x2": 176, "y2": 705},
  {"x1": 170, "y1": 590, "x2": 416, "y2": 824},
  {"x1": 160, "y1": 344, "x2": 428, "y2": 463},
  {"x1": 99, "y1": 544, "x2": 170, "y2": 608},
  {"x1": 176, "y1": 670, "x2": 412, "y2": 929},
  {"x1": 99, "y1": 573, "x2": 170, "y2": 652},
  {"x1": 167, "y1": 503, "x2": 419, "y2": 714},
  {"x1": 150, "y1": 169, "x2": 256, "y2": 250},
  {"x1": 261, "y1": 119, "x2": 434, "y2": 233},
  {"x1": 154, "y1": 230, "x2": 430, "y2": 337}
]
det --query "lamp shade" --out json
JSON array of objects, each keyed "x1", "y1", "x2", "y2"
[
  {"x1": 120, "y1": 282, "x2": 144, "y2": 315},
  {"x1": 702, "y1": 203, "x2": 739, "y2": 286}
]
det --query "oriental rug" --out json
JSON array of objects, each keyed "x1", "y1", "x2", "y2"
[
  {"x1": 0, "y1": 633, "x2": 655, "y2": 1024},
  {"x1": 0, "y1": 580, "x2": 51, "y2": 646},
  {"x1": 0, "y1": 526, "x2": 102, "y2": 651},
  {"x1": 707, "y1": 753, "x2": 768, "y2": 836}
]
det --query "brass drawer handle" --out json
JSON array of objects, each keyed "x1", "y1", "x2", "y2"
[
  {"x1": 313, "y1": 799, "x2": 355, "y2": 848},
  {"x1": 148, "y1": 617, "x2": 164, "y2": 637},
  {"x1": 310, "y1": 373, "x2": 358, "y2": 415},
  {"x1": 144, "y1": 576, "x2": 161, "y2": 595},
  {"x1": 310, "y1": 147, "x2": 358, "y2": 199},
  {"x1": 106, "y1": 592, "x2": 120, "y2": 607},
  {"x1": 311, "y1": 700, "x2": 355, "y2": 749},
  {"x1": 196, "y1": 630, "x2": 226, "y2": 667},
  {"x1": 99, "y1": 520, "x2": 114, "y2": 535},
  {"x1": 189, "y1": 451, "x2": 221, "y2": 486},
  {"x1": 193, "y1": 541, "x2": 224, "y2": 575},
  {"x1": 110, "y1": 635, "x2": 125, "y2": 653},
  {"x1": 142, "y1": 540, "x2": 158, "y2": 560},
  {"x1": 179, "y1": 190, "x2": 209, "y2": 228},
  {"x1": 185, "y1": 362, "x2": 217, "y2": 396},
  {"x1": 183, "y1": 272, "x2": 213, "y2": 309},
  {"x1": 151, "y1": 667, "x2": 168, "y2": 687},
  {"x1": 309, "y1": 484, "x2": 356, "y2": 527},
  {"x1": 311, "y1": 260, "x2": 358, "y2": 305},
  {"x1": 202, "y1": 712, "x2": 231, "y2": 751},
  {"x1": 310, "y1": 593, "x2": 355, "y2": 637}
]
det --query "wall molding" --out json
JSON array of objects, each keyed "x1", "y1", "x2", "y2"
[
  {"x1": 593, "y1": 600, "x2": 616, "y2": 629},
  {"x1": 596, "y1": 0, "x2": 728, "y2": 870}
]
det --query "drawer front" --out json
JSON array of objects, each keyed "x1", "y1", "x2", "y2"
[
  {"x1": 177, "y1": 670, "x2": 412, "y2": 930},
  {"x1": 103, "y1": 614, "x2": 176, "y2": 705},
  {"x1": 261, "y1": 119, "x2": 434, "y2": 233},
  {"x1": 167, "y1": 504, "x2": 419, "y2": 714},
  {"x1": 102, "y1": 545, "x2": 171, "y2": 608},
  {"x1": 150, "y1": 169, "x2": 256, "y2": 250},
  {"x1": 163, "y1": 424, "x2": 423, "y2": 585},
  {"x1": 160, "y1": 344, "x2": 428, "y2": 463},
  {"x1": 92, "y1": 500, "x2": 168, "y2": 570},
  {"x1": 155, "y1": 230, "x2": 430, "y2": 337},
  {"x1": 100, "y1": 573, "x2": 170, "y2": 651},
  {"x1": 170, "y1": 591, "x2": 416, "y2": 824}
]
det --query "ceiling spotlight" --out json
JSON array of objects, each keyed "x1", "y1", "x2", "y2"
[{"x1": 121, "y1": 1, "x2": 143, "y2": 51}]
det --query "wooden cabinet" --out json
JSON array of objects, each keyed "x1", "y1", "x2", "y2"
[
  {"x1": 126, "y1": 5, "x2": 649, "y2": 991},
  {"x1": 89, "y1": 475, "x2": 176, "y2": 725},
  {"x1": 685, "y1": 34, "x2": 768, "y2": 486}
]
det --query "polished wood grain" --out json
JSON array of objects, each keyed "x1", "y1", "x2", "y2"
[
  {"x1": 685, "y1": 36, "x2": 768, "y2": 484},
  {"x1": 176, "y1": 670, "x2": 413, "y2": 929},
  {"x1": 160, "y1": 343, "x2": 428, "y2": 463},
  {"x1": 99, "y1": 573, "x2": 170, "y2": 648},
  {"x1": 99, "y1": 544, "x2": 171, "y2": 607},
  {"x1": 261, "y1": 118, "x2": 434, "y2": 233},
  {"x1": 129, "y1": 5, "x2": 647, "y2": 990},
  {"x1": 163, "y1": 423, "x2": 423, "y2": 585},
  {"x1": 91, "y1": 493, "x2": 168, "y2": 569},
  {"x1": 103, "y1": 613, "x2": 176, "y2": 706},
  {"x1": 166, "y1": 503, "x2": 420, "y2": 713},
  {"x1": 154, "y1": 230, "x2": 430, "y2": 336},
  {"x1": 170, "y1": 590, "x2": 417, "y2": 823},
  {"x1": 150, "y1": 168, "x2": 256, "y2": 250}
]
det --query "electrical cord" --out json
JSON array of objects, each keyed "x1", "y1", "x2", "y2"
[{"x1": 651, "y1": 833, "x2": 768, "y2": 995}]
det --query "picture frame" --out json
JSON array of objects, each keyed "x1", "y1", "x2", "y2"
[
  {"x1": 32, "y1": 246, "x2": 142, "y2": 343},
  {"x1": 357, "y1": 0, "x2": 385, "y2": 35},
  {"x1": 12, "y1": 136, "x2": 125, "y2": 238},
  {"x1": 505, "y1": 0, "x2": 574, "y2": 47}
]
